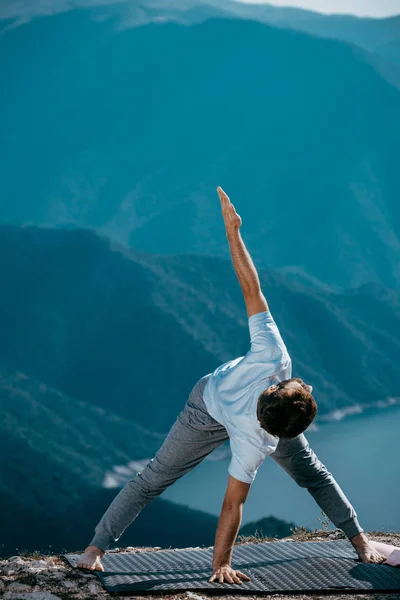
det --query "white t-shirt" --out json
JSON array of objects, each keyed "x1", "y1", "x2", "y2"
[{"x1": 203, "y1": 311, "x2": 292, "y2": 484}]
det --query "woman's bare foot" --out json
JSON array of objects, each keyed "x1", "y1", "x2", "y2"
[
  {"x1": 77, "y1": 545, "x2": 105, "y2": 571},
  {"x1": 350, "y1": 533, "x2": 386, "y2": 564}
]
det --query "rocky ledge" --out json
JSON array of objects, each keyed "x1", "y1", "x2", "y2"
[{"x1": 1, "y1": 530, "x2": 400, "y2": 600}]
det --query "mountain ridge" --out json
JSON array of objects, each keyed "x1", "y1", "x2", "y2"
[
  {"x1": 2, "y1": 225, "x2": 400, "y2": 424},
  {"x1": 1, "y1": 15, "x2": 400, "y2": 290}
]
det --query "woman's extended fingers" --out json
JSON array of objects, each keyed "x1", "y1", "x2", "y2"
[
  {"x1": 217, "y1": 186, "x2": 242, "y2": 229},
  {"x1": 236, "y1": 570, "x2": 251, "y2": 581},
  {"x1": 217, "y1": 186, "x2": 232, "y2": 211},
  {"x1": 209, "y1": 567, "x2": 250, "y2": 585},
  {"x1": 217, "y1": 186, "x2": 232, "y2": 214},
  {"x1": 217, "y1": 186, "x2": 229, "y2": 203}
]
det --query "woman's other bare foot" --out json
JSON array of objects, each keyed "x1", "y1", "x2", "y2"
[
  {"x1": 77, "y1": 545, "x2": 105, "y2": 571},
  {"x1": 350, "y1": 533, "x2": 386, "y2": 564}
]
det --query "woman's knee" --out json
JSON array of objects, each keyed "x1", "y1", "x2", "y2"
[{"x1": 124, "y1": 459, "x2": 167, "y2": 498}]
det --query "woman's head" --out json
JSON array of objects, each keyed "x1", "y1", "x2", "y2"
[{"x1": 257, "y1": 377, "x2": 317, "y2": 438}]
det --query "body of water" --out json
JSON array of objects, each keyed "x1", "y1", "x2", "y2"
[{"x1": 163, "y1": 405, "x2": 400, "y2": 533}]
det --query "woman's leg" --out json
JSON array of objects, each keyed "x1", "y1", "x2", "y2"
[
  {"x1": 89, "y1": 375, "x2": 228, "y2": 551},
  {"x1": 270, "y1": 433, "x2": 363, "y2": 540}
]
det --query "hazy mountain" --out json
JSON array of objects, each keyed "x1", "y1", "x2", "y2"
[
  {"x1": 0, "y1": 226, "x2": 220, "y2": 432},
  {"x1": 240, "y1": 515, "x2": 299, "y2": 539},
  {"x1": 0, "y1": 366, "x2": 164, "y2": 486},
  {"x1": 1, "y1": 0, "x2": 399, "y2": 64},
  {"x1": 1, "y1": 225, "x2": 400, "y2": 429},
  {"x1": 258, "y1": 11, "x2": 400, "y2": 65},
  {"x1": 1, "y1": 14, "x2": 400, "y2": 290}
]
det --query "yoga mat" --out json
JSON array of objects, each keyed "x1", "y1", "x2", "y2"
[{"x1": 63, "y1": 539, "x2": 400, "y2": 595}]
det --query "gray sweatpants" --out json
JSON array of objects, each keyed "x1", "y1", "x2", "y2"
[{"x1": 90, "y1": 374, "x2": 363, "y2": 551}]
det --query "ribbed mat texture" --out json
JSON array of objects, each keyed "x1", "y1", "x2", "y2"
[{"x1": 63, "y1": 540, "x2": 400, "y2": 594}]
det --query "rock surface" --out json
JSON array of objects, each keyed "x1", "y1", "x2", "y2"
[{"x1": 1, "y1": 530, "x2": 400, "y2": 600}]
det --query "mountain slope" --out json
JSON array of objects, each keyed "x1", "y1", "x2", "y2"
[
  {"x1": 0, "y1": 226, "x2": 220, "y2": 432},
  {"x1": 258, "y1": 11, "x2": 400, "y2": 64},
  {"x1": 1, "y1": 225, "x2": 400, "y2": 424},
  {"x1": 1, "y1": 0, "x2": 399, "y2": 63},
  {"x1": 240, "y1": 515, "x2": 299, "y2": 539},
  {"x1": 0, "y1": 367, "x2": 164, "y2": 486},
  {"x1": 1, "y1": 14, "x2": 400, "y2": 289}
]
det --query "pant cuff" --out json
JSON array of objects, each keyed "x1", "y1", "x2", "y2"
[
  {"x1": 340, "y1": 516, "x2": 364, "y2": 540},
  {"x1": 89, "y1": 532, "x2": 113, "y2": 553}
]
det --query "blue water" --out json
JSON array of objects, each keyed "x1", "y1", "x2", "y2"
[{"x1": 163, "y1": 405, "x2": 400, "y2": 532}]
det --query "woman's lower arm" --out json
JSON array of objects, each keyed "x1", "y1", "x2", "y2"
[
  {"x1": 212, "y1": 502, "x2": 243, "y2": 569},
  {"x1": 226, "y1": 228, "x2": 261, "y2": 296}
]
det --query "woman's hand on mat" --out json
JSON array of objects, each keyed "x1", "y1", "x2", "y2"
[
  {"x1": 209, "y1": 564, "x2": 251, "y2": 584},
  {"x1": 217, "y1": 186, "x2": 242, "y2": 231}
]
